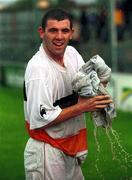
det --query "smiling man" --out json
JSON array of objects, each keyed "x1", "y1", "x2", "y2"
[
  {"x1": 23, "y1": 8, "x2": 112, "y2": 180},
  {"x1": 39, "y1": 19, "x2": 73, "y2": 64}
]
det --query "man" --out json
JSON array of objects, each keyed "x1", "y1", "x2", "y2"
[{"x1": 23, "y1": 8, "x2": 112, "y2": 180}]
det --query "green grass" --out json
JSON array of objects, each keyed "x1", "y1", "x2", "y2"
[
  {"x1": 0, "y1": 87, "x2": 28, "y2": 180},
  {"x1": 0, "y1": 87, "x2": 132, "y2": 180}
]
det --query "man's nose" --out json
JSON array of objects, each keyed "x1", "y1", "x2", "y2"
[{"x1": 56, "y1": 31, "x2": 63, "y2": 39}]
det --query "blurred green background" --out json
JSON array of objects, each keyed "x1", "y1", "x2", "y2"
[{"x1": 0, "y1": 0, "x2": 132, "y2": 179}]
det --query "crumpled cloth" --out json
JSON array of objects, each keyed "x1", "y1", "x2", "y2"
[{"x1": 72, "y1": 55, "x2": 116, "y2": 127}]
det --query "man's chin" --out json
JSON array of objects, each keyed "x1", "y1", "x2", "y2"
[{"x1": 54, "y1": 48, "x2": 66, "y2": 56}]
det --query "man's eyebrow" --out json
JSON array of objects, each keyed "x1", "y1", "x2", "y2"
[
  {"x1": 48, "y1": 27, "x2": 70, "y2": 31},
  {"x1": 48, "y1": 27, "x2": 58, "y2": 31}
]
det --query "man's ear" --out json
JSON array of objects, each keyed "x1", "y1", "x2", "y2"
[{"x1": 38, "y1": 26, "x2": 44, "y2": 39}]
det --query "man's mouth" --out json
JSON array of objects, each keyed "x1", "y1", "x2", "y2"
[{"x1": 53, "y1": 41, "x2": 65, "y2": 47}]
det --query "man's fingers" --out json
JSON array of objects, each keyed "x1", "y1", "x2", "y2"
[
  {"x1": 78, "y1": 95, "x2": 113, "y2": 112},
  {"x1": 95, "y1": 99, "x2": 113, "y2": 105},
  {"x1": 95, "y1": 95, "x2": 111, "y2": 100},
  {"x1": 96, "y1": 104, "x2": 109, "y2": 109},
  {"x1": 94, "y1": 95, "x2": 113, "y2": 110},
  {"x1": 95, "y1": 95, "x2": 112, "y2": 103}
]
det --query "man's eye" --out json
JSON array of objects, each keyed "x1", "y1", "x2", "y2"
[
  {"x1": 62, "y1": 29, "x2": 70, "y2": 33},
  {"x1": 49, "y1": 28, "x2": 57, "y2": 33}
]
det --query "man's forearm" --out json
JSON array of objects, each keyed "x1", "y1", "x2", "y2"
[
  {"x1": 43, "y1": 103, "x2": 84, "y2": 129},
  {"x1": 42, "y1": 95, "x2": 112, "y2": 129}
]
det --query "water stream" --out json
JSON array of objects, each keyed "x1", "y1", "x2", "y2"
[{"x1": 93, "y1": 125, "x2": 132, "y2": 180}]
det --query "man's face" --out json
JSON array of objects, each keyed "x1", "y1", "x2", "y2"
[{"x1": 39, "y1": 19, "x2": 74, "y2": 59}]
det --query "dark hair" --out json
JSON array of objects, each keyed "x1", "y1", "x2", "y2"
[{"x1": 41, "y1": 8, "x2": 73, "y2": 30}]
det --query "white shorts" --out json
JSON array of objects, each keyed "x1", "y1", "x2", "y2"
[{"x1": 24, "y1": 138, "x2": 84, "y2": 180}]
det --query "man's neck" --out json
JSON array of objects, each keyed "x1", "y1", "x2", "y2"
[
  {"x1": 54, "y1": 58, "x2": 65, "y2": 67},
  {"x1": 43, "y1": 44, "x2": 65, "y2": 67}
]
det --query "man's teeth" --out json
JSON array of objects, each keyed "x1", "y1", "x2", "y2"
[{"x1": 54, "y1": 42, "x2": 63, "y2": 46}]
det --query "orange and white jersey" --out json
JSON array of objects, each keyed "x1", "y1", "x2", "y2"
[{"x1": 24, "y1": 44, "x2": 87, "y2": 157}]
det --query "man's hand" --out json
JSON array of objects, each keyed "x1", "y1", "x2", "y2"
[{"x1": 78, "y1": 95, "x2": 112, "y2": 112}]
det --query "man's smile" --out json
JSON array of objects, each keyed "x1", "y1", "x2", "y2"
[{"x1": 53, "y1": 41, "x2": 65, "y2": 47}]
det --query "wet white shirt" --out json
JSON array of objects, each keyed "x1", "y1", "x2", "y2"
[{"x1": 24, "y1": 44, "x2": 85, "y2": 138}]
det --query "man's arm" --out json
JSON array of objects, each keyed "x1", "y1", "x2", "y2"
[{"x1": 43, "y1": 95, "x2": 112, "y2": 129}]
